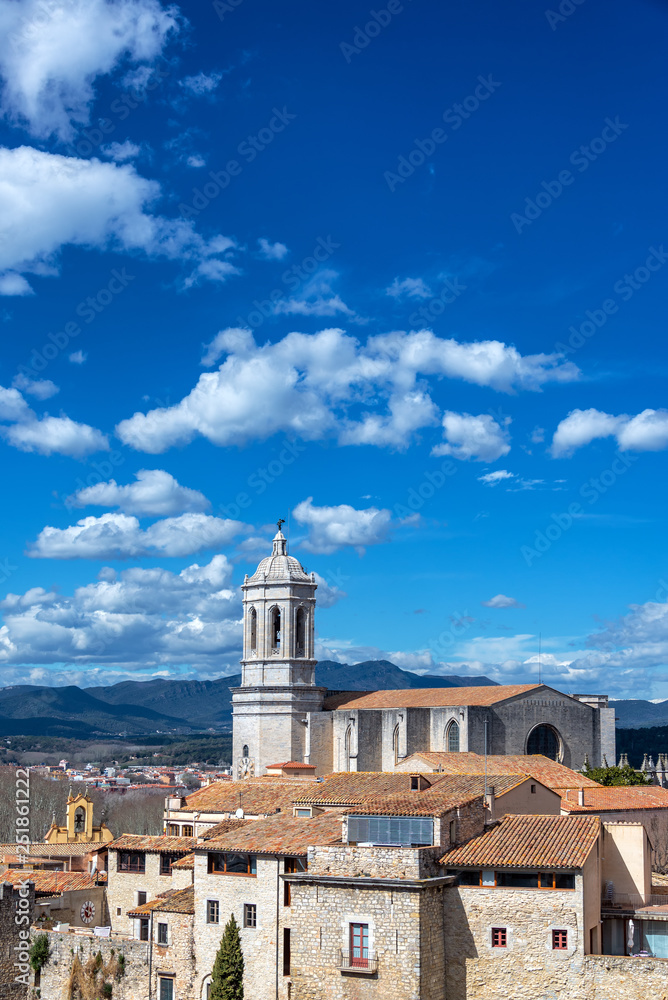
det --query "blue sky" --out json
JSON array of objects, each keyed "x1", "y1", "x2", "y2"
[{"x1": 0, "y1": 0, "x2": 666, "y2": 699}]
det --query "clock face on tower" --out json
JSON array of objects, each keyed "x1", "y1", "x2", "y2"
[
  {"x1": 237, "y1": 757, "x2": 255, "y2": 780},
  {"x1": 80, "y1": 900, "x2": 95, "y2": 924}
]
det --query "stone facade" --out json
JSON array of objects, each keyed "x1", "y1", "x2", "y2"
[
  {"x1": 33, "y1": 930, "x2": 150, "y2": 1000},
  {"x1": 106, "y1": 847, "x2": 192, "y2": 937},
  {"x1": 192, "y1": 851, "x2": 293, "y2": 1000},
  {"x1": 0, "y1": 882, "x2": 33, "y2": 1000}
]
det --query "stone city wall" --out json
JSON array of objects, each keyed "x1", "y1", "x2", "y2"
[{"x1": 32, "y1": 930, "x2": 150, "y2": 1000}]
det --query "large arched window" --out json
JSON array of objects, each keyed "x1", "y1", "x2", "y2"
[
  {"x1": 295, "y1": 607, "x2": 307, "y2": 657},
  {"x1": 446, "y1": 720, "x2": 460, "y2": 753},
  {"x1": 270, "y1": 606, "x2": 281, "y2": 653},
  {"x1": 527, "y1": 724, "x2": 561, "y2": 761},
  {"x1": 344, "y1": 725, "x2": 353, "y2": 771},
  {"x1": 249, "y1": 607, "x2": 257, "y2": 655},
  {"x1": 393, "y1": 724, "x2": 400, "y2": 765}
]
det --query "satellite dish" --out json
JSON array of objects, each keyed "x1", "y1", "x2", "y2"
[{"x1": 235, "y1": 808, "x2": 244, "y2": 819}]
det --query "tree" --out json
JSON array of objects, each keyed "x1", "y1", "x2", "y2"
[
  {"x1": 210, "y1": 913, "x2": 244, "y2": 1000},
  {"x1": 583, "y1": 764, "x2": 652, "y2": 786}
]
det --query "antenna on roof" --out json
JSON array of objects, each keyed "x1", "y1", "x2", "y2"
[{"x1": 538, "y1": 632, "x2": 542, "y2": 685}]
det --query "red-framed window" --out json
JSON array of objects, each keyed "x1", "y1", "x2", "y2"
[
  {"x1": 350, "y1": 923, "x2": 369, "y2": 967},
  {"x1": 552, "y1": 929, "x2": 568, "y2": 950},
  {"x1": 491, "y1": 927, "x2": 507, "y2": 948}
]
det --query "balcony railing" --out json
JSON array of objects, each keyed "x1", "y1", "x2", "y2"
[
  {"x1": 602, "y1": 891, "x2": 668, "y2": 910},
  {"x1": 338, "y1": 950, "x2": 378, "y2": 974}
]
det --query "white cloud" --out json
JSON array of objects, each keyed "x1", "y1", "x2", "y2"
[
  {"x1": 12, "y1": 373, "x2": 58, "y2": 400},
  {"x1": 179, "y1": 71, "x2": 222, "y2": 96},
  {"x1": 386, "y1": 276, "x2": 432, "y2": 300},
  {"x1": 0, "y1": 554, "x2": 244, "y2": 671},
  {"x1": 293, "y1": 497, "x2": 400, "y2": 555},
  {"x1": 29, "y1": 511, "x2": 245, "y2": 559},
  {"x1": 69, "y1": 350, "x2": 87, "y2": 364},
  {"x1": 118, "y1": 326, "x2": 577, "y2": 454},
  {"x1": 0, "y1": 271, "x2": 34, "y2": 296},
  {"x1": 551, "y1": 407, "x2": 668, "y2": 456},
  {"x1": 68, "y1": 469, "x2": 210, "y2": 517},
  {"x1": 273, "y1": 270, "x2": 360, "y2": 320},
  {"x1": 0, "y1": 0, "x2": 180, "y2": 140},
  {"x1": 257, "y1": 238, "x2": 288, "y2": 261},
  {"x1": 0, "y1": 146, "x2": 237, "y2": 288},
  {"x1": 312, "y1": 572, "x2": 347, "y2": 608},
  {"x1": 432, "y1": 412, "x2": 511, "y2": 462},
  {"x1": 478, "y1": 469, "x2": 514, "y2": 486},
  {"x1": 186, "y1": 154, "x2": 206, "y2": 168},
  {"x1": 0, "y1": 386, "x2": 31, "y2": 422},
  {"x1": 102, "y1": 140, "x2": 141, "y2": 162},
  {"x1": 481, "y1": 594, "x2": 526, "y2": 609},
  {"x1": 3, "y1": 412, "x2": 109, "y2": 457}
]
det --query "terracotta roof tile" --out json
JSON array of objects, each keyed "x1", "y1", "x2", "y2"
[
  {"x1": 128, "y1": 886, "x2": 194, "y2": 917},
  {"x1": 402, "y1": 752, "x2": 599, "y2": 791},
  {"x1": 561, "y1": 785, "x2": 668, "y2": 812},
  {"x1": 1, "y1": 870, "x2": 100, "y2": 893},
  {"x1": 199, "y1": 819, "x2": 247, "y2": 841},
  {"x1": 441, "y1": 814, "x2": 600, "y2": 869},
  {"x1": 182, "y1": 778, "x2": 305, "y2": 815},
  {"x1": 0, "y1": 843, "x2": 99, "y2": 858},
  {"x1": 171, "y1": 852, "x2": 195, "y2": 869},
  {"x1": 107, "y1": 835, "x2": 195, "y2": 853},
  {"x1": 266, "y1": 762, "x2": 317, "y2": 769},
  {"x1": 348, "y1": 788, "x2": 481, "y2": 817},
  {"x1": 199, "y1": 812, "x2": 343, "y2": 855},
  {"x1": 324, "y1": 684, "x2": 540, "y2": 711},
  {"x1": 294, "y1": 772, "x2": 434, "y2": 805}
]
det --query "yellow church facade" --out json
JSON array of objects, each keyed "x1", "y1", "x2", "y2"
[{"x1": 44, "y1": 791, "x2": 113, "y2": 844}]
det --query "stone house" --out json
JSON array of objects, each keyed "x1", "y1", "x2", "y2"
[
  {"x1": 128, "y1": 886, "x2": 197, "y2": 1000},
  {"x1": 105, "y1": 834, "x2": 195, "y2": 937}
]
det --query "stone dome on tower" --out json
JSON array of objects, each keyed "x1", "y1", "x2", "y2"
[{"x1": 248, "y1": 527, "x2": 312, "y2": 583}]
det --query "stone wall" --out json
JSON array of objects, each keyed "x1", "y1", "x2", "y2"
[
  {"x1": 307, "y1": 844, "x2": 444, "y2": 880},
  {"x1": 443, "y1": 879, "x2": 587, "y2": 1000},
  {"x1": 307, "y1": 710, "x2": 333, "y2": 775},
  {"x1": 463, "y1": 953, "x2": 668, "y2": 999},
  {"x1": 0, "y1": 882, "x2": 33, "y2": 1000},
  {"x1": 492, "y1": 692, "x2": 597, "y2": 768},
  {"x1": 33, "y1": 930, "x2": 150, "y2": 1000},
  {"x1": 290, "y1": 878, "x2": 447, "y2": 1000}
]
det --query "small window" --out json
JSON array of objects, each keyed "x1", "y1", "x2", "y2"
[
  {"x1": 243, "y1": 744, "x2": 249, "y2": 758},
  {"x1": 116, "y1": 907, "x2": 122, "y2": 917},
  {"x1": 137, "y1": 891, "x2": 147, "y2": 906},
  {"x1": 295, "y1": 808, "x2": 311, "y2": 818},
  {"x1": 530, "y1": 784, "x2": 536, "y2": 794},
  {"x1": 491, "y1": 927, "x2": 507, "y2": 948},
  {"x1": 284, "y1": 881, "x2": 291, "y2": 907},
  {"x1": 208, "y1": 852, "x2": 256, "y2": 875},
  {"x1": 283, "y1": 928, "x2": 291, "y2": 977},
  {"x1": 552, "y1": 929, "x2": 568, "y2": 950},
  {"x1": 157, "y1": 922, "x2": 168, "y2": 945},
  {"x1": 168, "y1": 824, "x2": 179, "y2": 836},
  {"x1": 158, "y1": 978, "x2": 174, "y2": 1000},
  {"x1": 119, "y1": 851, "x2": 145, "y2": 873},
  {"x1": 410, "y1": 776, "x2": 419, "y2": 791},
  {"x1": 539, "y1": 872, "x2": 575, "y2": 890},
  {"x1": 160, "y1": 853, "x2": 180, "y2": 876},
  {"x1": 449, "y1": 819, "x2": 456, "y2": 844},
  {"x1": 455, "y1": 870, "x2": 481, "y2": 886},
  {"x1": 139, "y1": 918, "x2": 149, "y2": 941},
  {"x1": 207, "y1": 900, "x2": 220, "y2": 924},
  {"x1": 244, "y1": 903, "x2": 257, "y2": 928},
  {"x1": 285, "y1": 857, "x2": 307, "y2": 874},
  {"x1": 182, "y1": 825, "x2": 194, "y2": 837}
]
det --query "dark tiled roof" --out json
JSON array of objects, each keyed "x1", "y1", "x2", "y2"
[
  {"x1": 199, "y1": 812, "x2": 343, "y2": 855},
  {"x1": 107, "y1": 835, "x2": 195, "y2": 853},
  {"x1": 323, "y1": 685, "x2": 541, "y2": 711},
  {"x1": 441, "y1": 814, "x2": 600, "y2": 869},
  {"x1": 128, "y1": 886, "x2": 194, "y2": 917}
]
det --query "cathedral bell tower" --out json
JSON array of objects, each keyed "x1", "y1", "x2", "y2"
[{"x1": 231, "y1": 522, "x2": 326, "y2": 779}]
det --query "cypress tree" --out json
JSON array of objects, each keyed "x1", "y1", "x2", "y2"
[{"x1": 210, "y1": 913, "x2": 244, "y2": 1000}]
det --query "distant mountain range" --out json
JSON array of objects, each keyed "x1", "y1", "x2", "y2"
[
  {"x1": 0, "y1": 660, "x2": 496, "y2": 737},
  {"x1": 610, "y1": 699, "x2": 668, "y2": 729}
]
